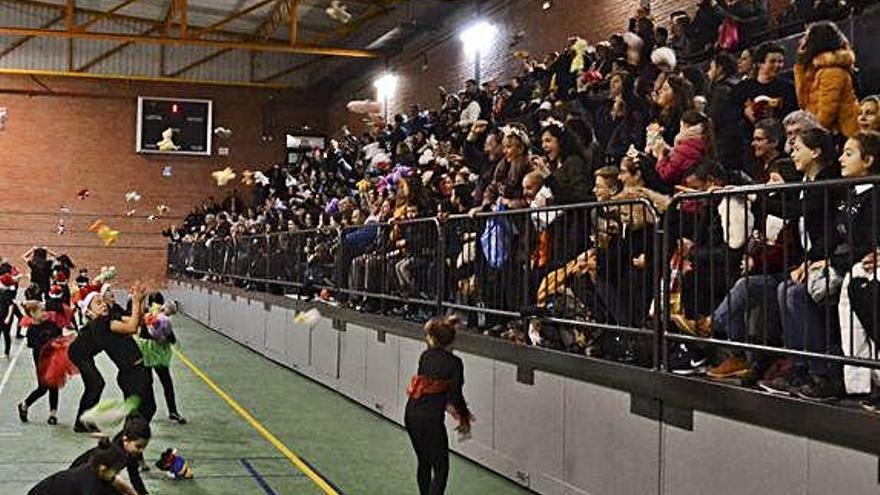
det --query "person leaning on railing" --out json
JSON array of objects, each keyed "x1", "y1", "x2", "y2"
[
  {"x1": 833, "y1": 131, "x2": 880, "y2": 411},
  {"x1": 759, "y1": 127, "x2": 845, "y2": 400}
]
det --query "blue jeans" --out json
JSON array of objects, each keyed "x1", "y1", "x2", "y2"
[
  {"x1": 777, "y1": 280, "x2": 831, "y2": 377},
  {"x1": 713, "y1": 274, "x2": 782, "y2": 342}
]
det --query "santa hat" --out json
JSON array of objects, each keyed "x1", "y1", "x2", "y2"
[
  {"x1": 48, "y1": 284, "x2": 63, "y2": 299},
  {"x1": 0, "y1": 273, "x2": 15, "y2": 290},
  {"x1": 79, "y1": 290, "x2": 101, "y2": 313}
]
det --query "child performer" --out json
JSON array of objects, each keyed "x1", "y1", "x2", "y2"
[
  {"x1": 16, "y1": 301, "x2": 63, "y2": 425},
  {"x1": 84, "y1": 282, "x2": 156, "y2": 423},
  {"x1": 70, "y1": 417, "x2": 151, "y2": 495},
  {"x1": 138, "y1": 292, "x2": 186, "y2": 424},
  {"x1": 27, "y1": 437, "x2": 128, "y2": 495},
  {"x1": 69, "y1": 288, "x2": 107, "y2": 433},
  {"x1": 404, "y1": 315, "x2": 472, "y2": 495}
]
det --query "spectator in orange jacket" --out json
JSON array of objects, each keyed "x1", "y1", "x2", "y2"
[{"x1": 794, "y1": 21, "x2": 860, "y2": 137}]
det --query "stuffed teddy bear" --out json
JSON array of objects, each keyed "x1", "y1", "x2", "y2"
[
  {"x1": 155, "y1": 449, "x2": 193, "y2": 480},
  {"x1": 157, "y1": 128, "x2": 180, "y2": 151}
]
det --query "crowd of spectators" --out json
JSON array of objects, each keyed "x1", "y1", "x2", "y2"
[{"x1": 168, "y1": 2, "x2": 880, "y2": 409}]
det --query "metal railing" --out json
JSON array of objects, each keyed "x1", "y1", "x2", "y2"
[{"x1": 168, "y1": 178, "x2": 880, "y2": 382}]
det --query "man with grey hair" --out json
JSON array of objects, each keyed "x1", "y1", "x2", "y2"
[{"x1": 781, "y1": 110, "x2": 820, "y2": 153}]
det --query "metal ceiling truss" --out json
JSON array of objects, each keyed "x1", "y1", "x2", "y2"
[{"x1": 0, "y1": 0, "x2": 376, "y2": 87}]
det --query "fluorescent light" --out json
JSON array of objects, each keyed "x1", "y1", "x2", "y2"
[
  {"x1": 542, "y1": 0, "x2": 552, "y2": 10},
  {"x1": 373, "y1": 72, "x2": 398, "y2": 101},
  {"x1": 459, "y1": 20, "x2": 498, "y2": 60}
]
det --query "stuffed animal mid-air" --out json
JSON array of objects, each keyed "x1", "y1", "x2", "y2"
[{"x1": 155, "y1": 448, "x2": 193, "y2": 480}]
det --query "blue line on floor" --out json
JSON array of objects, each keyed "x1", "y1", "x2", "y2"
[{"x1": 240, "y1": 458, "x2": 279, "y2": 495}]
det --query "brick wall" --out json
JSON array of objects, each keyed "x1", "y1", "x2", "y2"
[{"x1": 0, "y1": 75, "x2": 323, "y2": 287}]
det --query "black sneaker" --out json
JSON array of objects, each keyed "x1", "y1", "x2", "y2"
[
  {"x1": 759, "y1": 373, "x2": 809, "y2": 396},
  {"x1": 73, "y1": 421, "x2": 100, "y2": 433},
  {"x1": 668, "y1": 344, "x2": 708, "y2": 376},
  {"x1": 47, "y1": 416, "x2": 57, "y2": 426},
  {"x1": 169, "y1": 413, "x2": 188, "y2": 425},
  {"x1": 861, "y1": 395, "x2": 880, "y2": 413},
  {"x1": 758, "y1": 376, "x2": 794, "y2": 395},
  {"x1": 795, "y1": 376, "x2": 842, "y2": 402},
  {"x1": 17, "y1": 403, "x2": 28, "y2": 423}
]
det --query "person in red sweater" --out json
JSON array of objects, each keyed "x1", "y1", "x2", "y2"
[{"x1": 651, "y1": 110, "x2": 714, "y2": 187}]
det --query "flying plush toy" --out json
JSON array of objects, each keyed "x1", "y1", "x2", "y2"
[
  {"x1": 94, "y1": 266, "x2": 117, "y2": 284},
  {"x1": 144, "y1": 313, "x2": 173, "y2": 344},
  {"x1": 80, "y1": 397, "x2": 141, "y2": 431},
  {"x1": 325, "y1": 1, "x2": 352, "y2": 23},
  {"x1": 156, "y1": 449, "x2": 194, "y2": 480},
  {"x1": 293, "y1": 308, "x2": 321, "y2": 325},
  {"x1": 211, "y1": 167, "x2": 236, "y2": 187},
  {"x1": 157, "y1": 128, "x2": 180, "y2": 151}
]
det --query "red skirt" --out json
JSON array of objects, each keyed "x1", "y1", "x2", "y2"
[{"x1": 37, "y1": 335, "x2": 79, "y2": 388}]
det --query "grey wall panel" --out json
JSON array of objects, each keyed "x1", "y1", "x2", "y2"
[
  {"x1": 493, "y1": 365, "x2": 566, "y2": 487},
  {"x1": 264, "y1": 306, "x2": 287, "y2": 362},
  {"x1": 663, "y1": 412, "x2": 807, "y2": 495},
  {"x1": 338, "y1": 324, "x2": 370, "y2": 406},
  {"x1": 806, "y1": 440, "x2": 880, "y2": 495},
  {"x1": 396, "y1": 336, "x2": 424, "y2": 424},
  {"x1": 365, "y1": 331, "x2": 401, "y2": 420},
  {"x1": 310, "y1": 318, "x2": 340, "y2": 383},
  {"x1": 239, "y1": 298, "x2": 260, "y2": 349},
  {"x1": 239, "y1": 298, "x2": 258, "y2": 347},
  {"x1": 448, "y1": 352, "x2": 496, "y2": 459},
  {"x1": 285, "y1": 312, "x2": 311, "y2": 369},
  {"x1": 563, "y1": 379, "x2": 659, "y2": 495},
  {"x1": 178, "y1": 287, "x2": 880, "y2": 495}
]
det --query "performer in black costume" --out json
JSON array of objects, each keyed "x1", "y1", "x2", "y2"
[
  {"x1": 69, "y1": 289, "x2": 107, "y2": 433},
  {"x1": 27, "y1": 437, "x2": 128, "y2": 495},
  {"x1": 83, "y1": 281, "x2": 156, "y2": 423},
  {"x1": 404, "y1": 315, "x2": 472, "y2": 495},
  {"x1": 70, "y1": 417, "x2": 151, "y2": 495}
]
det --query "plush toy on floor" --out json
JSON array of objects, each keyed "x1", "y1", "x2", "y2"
[{"x1": 156, "y1": 449, "x2": 193, "y2": 479}]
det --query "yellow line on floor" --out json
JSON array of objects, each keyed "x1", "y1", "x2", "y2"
[{"x1": 173, "y1": 347, "x2": 341, "y2": 495}]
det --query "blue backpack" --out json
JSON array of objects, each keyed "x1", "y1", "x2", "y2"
[{"x1": 480, "y1": 202, "x2": 513, "y2": 269}]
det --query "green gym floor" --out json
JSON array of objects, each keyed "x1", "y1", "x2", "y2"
[{"x1": 0, "y1": 314, "x2": 531, "y2": 495}]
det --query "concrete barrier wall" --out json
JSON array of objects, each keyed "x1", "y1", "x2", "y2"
[{"x1": 167, "y1": 281, "x2": 880, "y2": 495}]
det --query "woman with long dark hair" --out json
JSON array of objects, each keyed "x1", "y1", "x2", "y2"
[
  {"x1": 651, "y1": 73, "x2": 695, "y2": 146},
  {"x1": 405, "y1": 315, "x2": 471, "y2": 495},
  {"x1": 794, "y1": 21, "x2": 859, "y2": 137},
  {"x1": 761, "y1": 126, "x2": 844, "y2": 399},
  {"x1": 539, "y1": 122, "x2": 594, "y2": 206}
]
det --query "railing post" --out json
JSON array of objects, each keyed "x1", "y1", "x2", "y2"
[{"x1": 435, "y1": 218, "x2": 446, "y2": 317}]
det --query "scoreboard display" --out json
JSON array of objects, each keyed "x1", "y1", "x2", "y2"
[{"x1": 136, "y1": 97, "x2": 213, "y2": 156}]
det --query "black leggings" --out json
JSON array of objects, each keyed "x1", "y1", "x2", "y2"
[
  {"x1": 152, "y1": 366, "x2": 179, "y2": 415},
  {"x1": 1, "y1": 323, "x2": 10, "y2": 357},
  {"x1": 117, "y1": 365, "x2": 156, "y2": 423},
  {"x1": 405, "y1": 414, "x2": 449, "y2": 495},
  {"x1": 73, "y1": 357, "x2": 105, "y2": 423},
  {"x1": 24, "y1": 348, "x2": 58, "y2": 411}
]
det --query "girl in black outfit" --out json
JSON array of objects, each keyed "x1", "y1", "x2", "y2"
[
  {"x1": 70, "y1": 290, "x2": 108, "y2": 433},
  {"x1": 70, "y1": 417, "x2": 151, "y2": 495},
  {"x1": 17, "y1": 301, "x2": 61, "y2": 425},
  {"x1": 405, "y1": 315, "x2": 472, "y2": 495},
  {"x1": 84, "y1": 282, "x2": 156, "y2": 423},
  {"x1": 0, "y1": 272, "x2": 14, "y2": 358},
  {"x1": 22, "y1": 246, "x2": 55, "y2": 298},
  {"x1": 28, "y1": 437, "x2": 128, "y2": 495}
]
